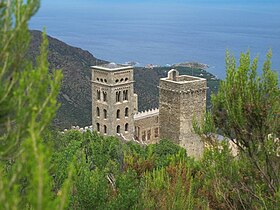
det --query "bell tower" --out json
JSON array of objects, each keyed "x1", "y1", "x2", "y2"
[{"x1": 91, "y1": 63, "x2": 135, "y2": 140}]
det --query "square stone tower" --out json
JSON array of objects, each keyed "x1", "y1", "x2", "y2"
[
  {"x1": 159, "y1": 69, "x2": 207, "y2": 158},
  {"x1": 91, "y1": 63, "x2": 135, "y2": 140}
]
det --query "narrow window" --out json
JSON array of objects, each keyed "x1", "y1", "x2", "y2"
[
  {"x1": 104, "y1": 125, "x2": 107, "y2": 134},
  {"x1": 104, "y1": 109, "x2": 107, "y2": 119},
  {"x1": 135, "y1": 126, "x2": 139, "y2": 140},
  {"x1": 96, "y1": 107, "x2": 100, "y2": 117},
  {"x1": 117, "y1": 125, "x2": 120, "y2": 134},
  {"x1": 97, "y1": 90, "x2": 101, "y2": 100},
  {"x1": 172, "y1": 70, "x2": 177, "y2": 81},
  {"x1": 116, "y1": 109, "x2": 120, "y2": 119},
  {"x1": 103, "y1": 91, "x2": 107, "y2": 102},
  {"x1": 125, "y1": 107, "x2": 129, "y2": 117},
  {"x1": 155, "y1": 127, "x2": 159, "y2": 138},
  {"x1": 147, "y1": 130, "x2": 151, "y2": 140},
  {"x1": 125, "y1": 78, "x2": 128, "y2": 82},
  {"x1": 142, "y1": 131, "x2": 146, "y2": 141},
  {"x1": 123, "y1": 90, "x2": 128, "y2": 101},
  {"x1": 96, "y1": 123, "x2": 100, "y2": 132},
  {"x1": 116, "y1": 91, "x2": 121, "y2": 102},
  {"x1": 125, "y1": 123, "x2": 128, "y2": 132}
]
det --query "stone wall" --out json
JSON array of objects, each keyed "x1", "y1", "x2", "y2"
[
  {"x1": 159, "y1": 69, "x2": 207, "y2": 158},
  {"x1": 91, "y1": 66, "x2": 207, "y2": 158},
  {"x1": 134, "y1": 109, "x2": 159, "y2": 144},
  {"x1": 92, "y1": 64, "x2": 135, "y2": 140}
]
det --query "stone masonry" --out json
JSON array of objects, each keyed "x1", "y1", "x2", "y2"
[
  {"x1": 159, "y1": 69, "x2": 207, "y2": 158},
  {"x1": 92, "y1": 64, "x2": 206, "y2": 158},
  {"x1": 92, "y1": 63, "x2": 135, "y2": 140}
]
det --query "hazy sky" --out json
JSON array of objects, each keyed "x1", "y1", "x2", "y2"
[{"x1": 42, "y1": 0, "x2": 279, "y2": 6}]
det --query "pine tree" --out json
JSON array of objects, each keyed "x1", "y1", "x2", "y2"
[
  {"x1": 0, "y1": 1, "x2": 72, "y2": 209},
  {"x1": 194, "y1": 50, "x2": 280, "y2": 207}
]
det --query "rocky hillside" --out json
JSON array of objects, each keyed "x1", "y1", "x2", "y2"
[{"x1": 28, "y1": 30, "x2": 219, "y2": 129}]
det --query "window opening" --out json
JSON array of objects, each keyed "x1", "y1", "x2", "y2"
[
  {"x1": 142, "y1": 131, "x2": 146, "y2": 141},
  {"x1": 97, "y1": 90, "x2": 101, "y2": 100},
  {"x1": 147, "y1": 130, "x2": 151, "y2": 140},
  {"x1": 104, "y1": 109, "x2": 107, "y2": 119},
  {"x1": 125, "y1": 107, "x2": 129, "y2": 117},
  {"x1": 97, "y1": 107, "x2": 100, "y2": 117},
  {"x1": 125, "y1": 123, "x2": 128, "y2": 132},
  {"x1": 117, "y1": 125, "x2": 120, "y2": 134},
  {"x1": 155, "y1": 127, "x2": 159, "y2": 138},
  {"x1": 116, "y1": 109, "x2": 120, "y2": 119},
  {"x1": 116, "y1": 91, "x2": 121, "y2": 102},
  {"x1": 123, "y1": 90, "x2": 128, "y2": 101},
  {"x1": 103, "y1": 91, "x2": 107, "y2": 102}
]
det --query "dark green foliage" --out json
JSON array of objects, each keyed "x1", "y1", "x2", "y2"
[
  {"x1": 0, "y1": 1, "x2": 73, "y2": 209},
  {"x1": 195, "y1": 50, "x2": 280, "y2": 208},
  {"x1": 149, "y1": 139, "x2": 186, "y2": 167}
]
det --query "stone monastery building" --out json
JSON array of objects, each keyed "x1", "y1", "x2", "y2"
[{"x1": 91, "y1": 63, "x2": 207, "y2": 158}]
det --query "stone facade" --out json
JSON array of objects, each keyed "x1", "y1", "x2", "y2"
[
  {"x1": 92, "y1": 63, "x2": 135, "y2": 140},
  {"x1": 134, "y1": 109, "x2": 159, "y2": 143},
  {"x1": 159, "y1": 69, "x2": 207, "y2": 158},
  {"x1": 92, "y1": 65, "x2": 206, "y2": 158}
]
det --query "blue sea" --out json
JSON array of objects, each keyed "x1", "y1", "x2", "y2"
[{"x1": 30, "y1": 2, "x2": 280, "y2": 79}]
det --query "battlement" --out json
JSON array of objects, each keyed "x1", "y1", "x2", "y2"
[
  {"x1": 163, "y1": 69, "x2": 206, "y2": 83},
  {"x1": 160, "y1": 69, "x2": 207, "y2": 92},
  {"x1": 134, "y1": 108, "x2": 159, "y2": 120}
]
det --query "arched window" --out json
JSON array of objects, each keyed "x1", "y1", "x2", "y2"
[
  {"x1": 116, "y1": 125, "x2": 120, "y2": 134},
  {"x1": 123, "y1": 90, "x2": 128, "y2": 101},
  {"x1": 96, "y1": 123, "x2": 100, "y2": 132},
  {"x1": 116, "y1": 91, "x2": 121, "y2": 102},
  {"x1": 97, "y1": 90, "x2": 101, "y2": 100},
  {"x1": 116, "y1": 109, "x2": 120, "y2": 119},
  {"x1": 103, "y1": 91, "x2": 107, "y2": 102},
  {"x1": 96, "y1": 107, "x2": 100, "y2": 117},
  {"x1": 125, "y1": 123, "x2": 128, "y2": 132},
  {"x1": 125, "y1": 107, "x2": 129, "y2": 117},
  {"x1": 104, "y1": 125, "x2": 107, "y2": 134},
  {"x1": 104, "y1": 109, "x2": 107, "y2": 119},
  {"x1": 125, "y1": 78, "x2": 128, "y2": 82}
]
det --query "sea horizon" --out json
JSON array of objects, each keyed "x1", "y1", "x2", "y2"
[{"x1": 30, "y1": 2, "x2": 280, "y2": 79}]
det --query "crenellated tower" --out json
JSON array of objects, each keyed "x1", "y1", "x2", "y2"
[{"x1": 159, "y1": 69, "x2": 207, "y2": 158}]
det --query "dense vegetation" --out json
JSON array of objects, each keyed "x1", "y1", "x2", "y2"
[
  {"x1": 1, "y1": 0, "x2": 279, "y2": 209},
  {"x1": 29, "y1": 31, "x2": 219, "y2": 129}
]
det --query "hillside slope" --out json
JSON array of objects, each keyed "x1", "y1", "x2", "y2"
[{"x1": 29, "y1": 31, "x2": 219, "y2": 129}]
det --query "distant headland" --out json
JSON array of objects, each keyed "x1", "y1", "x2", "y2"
[{"x1": 125, "y1": 61, "x2": 209, "y2": 70}]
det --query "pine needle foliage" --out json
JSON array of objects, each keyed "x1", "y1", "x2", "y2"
[
  {"x1": 0, "y1": 0, "x2": 72, "y2": 209},
  {"x1": 195, "y1": 50, "x2": 280, "y2": 208}
]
